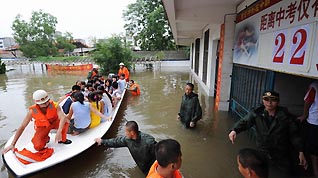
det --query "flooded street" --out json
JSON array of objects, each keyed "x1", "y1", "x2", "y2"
[{"x1": 0, "y1": 63, "x2": 255, "y2": 178}]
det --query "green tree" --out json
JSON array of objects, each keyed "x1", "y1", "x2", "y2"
[
  {"x1": 55, "y1": 32, "x2": 76, "y2": 56},
  {"x1": 12, "y1": 10, "x2": 58, "y2": 58},
  {"x1": 92, "y1": 36, "x2": 133, "y2": 74},
  {"x1": 123, "y1": 0, "x2": 176, "y2": 51}
]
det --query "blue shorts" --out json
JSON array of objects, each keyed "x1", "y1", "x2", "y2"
[{"x1": 68, "y1": 119, "x2": 89, "y2": 133}]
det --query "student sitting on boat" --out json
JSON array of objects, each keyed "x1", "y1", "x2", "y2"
[
  {"x1": 75, "y1": 80, "x2": 86, "y2": 92},
  {"x1": 83, "y1": 83, "x2": 95, "y2": 98},
  {"x1": 118, "y1": 73, "x2": 127, "y2": 94},
  {"x1": 94, "y1": 121, "x2": 157, "y2": 175},
  {"x1": 104, "y1": 79, "x2": 113, "y2": 94},
  {"x1": 87, "y1": 92, "x2": 102, "y2": 128},
  {"x1": 66, "y1": 92, "x2": 109, "y2": 135},
  {"x1": 58, "y1": 85, "x2": 81, "y2": 114},
  {"x1": 96, "y1": 86, "x2": 113, "y2": 119},
  {"x1": 111, "y1": 82, "x2": 121, "y2": 107},
  {"x1": 112, "y1": 74, "x2": 118, "y2": 83},
  {"x1": 2, "y1": 90, "x2": 71, "y2": 154}
]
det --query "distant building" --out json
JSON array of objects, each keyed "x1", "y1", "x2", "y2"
[
  {"x1": 70, "y1": 48, "x2": 96, "y2": 56},
  {"x1": 0, "y1": 37, "x2": 17, "y2": 50},
  {"x1": 125, "y1": 35, "x2": 140, "y2": 51},
  {"x1": 0, "y1": 39, "x2": 3, "y2": 49},
  {"x1": 74, "y1": 39, "x2": 86, "y2": 45},
  {"x1": 0, "y1": 37, "x2": 21, "y2": 58}
]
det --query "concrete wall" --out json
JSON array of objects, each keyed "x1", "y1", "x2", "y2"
[
  {"x1": 133, "y1": 50, "x2": 189, "y2": 60},
  {"x1": 187, "y1": 15, "x2": 236, "y2": 111},
  {"x1": 189, "y1": 24, "x2": 221, "y2": 97},
  {"x1": 160, "y1": 60, "x2": 190, "y2": 67},
  {"x1": 218, "y1": 15, "x2": 236, "y2": 111}
]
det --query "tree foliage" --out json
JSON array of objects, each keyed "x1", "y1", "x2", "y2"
[
  {"x1": 92, "y1": 36, "x2": 133, "y2": 75},
  {"x1": 12, "y1": 10, "x2": 58, "y2": 58},
  {"x1": 55, "y1": 32, "x2": 76, "y2": 55},
  {"x1": 123, "y1": 0, "x2": 176, "y2": 51}
]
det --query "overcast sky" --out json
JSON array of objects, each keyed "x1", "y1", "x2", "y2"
[{"x1": 0, "y1": 0, "x2": 136, "y2": 41}]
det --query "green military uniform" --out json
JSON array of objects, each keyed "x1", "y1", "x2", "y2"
[
  {"x1": 232, "y1": 105, "x2": 303, "y2": 175},
  {"x1": 101, "y1": 131, "x2": 156, "y2": 174},
  {"x1": 178, "y1": 92, "x2": 202, "y2": 128}
]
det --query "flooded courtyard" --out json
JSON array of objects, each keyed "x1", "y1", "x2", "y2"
[{"x1": 0, "y1": 63, "x2": 255, "y2": 178}]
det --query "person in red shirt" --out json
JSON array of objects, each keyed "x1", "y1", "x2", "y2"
[
  {"x1": 118, "y1": 62, "x2": 130, "y2": 82},
  {"x1": 147, "y1": 139, "x2": 182, "y2": 178}
]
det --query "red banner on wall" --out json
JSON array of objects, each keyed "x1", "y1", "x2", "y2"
[
  {"x1": 236, "y1": 0, "x2": 282, "y2": 23},
  {"x1": 215, "y1": 24, "x2": 225, "y2": 110}
]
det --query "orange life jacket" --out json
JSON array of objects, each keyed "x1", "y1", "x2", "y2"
[
  {"x1": 29, "y1": 100, "x2": 58, "y2": 128},
  {"x1": 14, "y1": 148, "x2": 54, "y2": 164},
  {"x1": 130, "y1": 83, "x2": 140, "y2": 96},
  {"x1": 91, "y1": 70, "x2": 98, "y2": 80},
  {"x1": 118, "y1": 67, "x2": 130, "y2": 80},
  {"x1": 146, "y1": 161, "x2": 182, "y2": 178}
]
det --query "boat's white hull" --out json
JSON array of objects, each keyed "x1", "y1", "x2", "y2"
[{"x1": 2, "y1": 89, "x2": 126, "y2": 178}]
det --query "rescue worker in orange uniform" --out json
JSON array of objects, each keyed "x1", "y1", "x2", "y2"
[
  {"x1": 128, "y1": 80, "x2": 140, "y2": 96},
  {"x1": 147, "y1": 139, "x2": 182, "y2": 178},
  {"x1": 2, "y1": 90, "x2": 71, "y2": 154},
  {"x1": 118, "y1": 62, "x2": 130, "y2": 82}
]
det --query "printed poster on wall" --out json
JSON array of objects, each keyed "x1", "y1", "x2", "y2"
[{"x1": 233, "y1": 22, "x2": 259, "y2": 66}]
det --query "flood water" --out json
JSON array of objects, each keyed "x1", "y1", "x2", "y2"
[{"x1": 0, "y1": 63, "x2": 256, "y2": 178}]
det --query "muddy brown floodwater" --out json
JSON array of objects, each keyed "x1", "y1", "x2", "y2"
[{"x1": 0, "y1": 63, "x2": 256, "y2": 178}]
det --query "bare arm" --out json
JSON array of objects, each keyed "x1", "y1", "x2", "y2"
[
  {"x1": 99, "y1": 100, "x2": 105, "y2": 114},
  {"x1": 90, "y1": 103, "x2": 111, "y2": 121},
  {"x1": 57, "y1": 95, "x2": 67, "y2": 104},
  {"x1": 2, "y1": 111, "x2": 32, "y2": 154},
  {"x1": 299, "y1": 152, "x2": 308, "y2": 170},
  {"x1": 55, "y1": 106, "x2": 68, "y2": 142},
  {"x1": 228, "y1": 130, "x2": 237, "y2": 144},
  {"x1": 297, "y1": 102, "x2": 312, "y2": 122},
  {"x1": 65, "y1": 105, "x2": 73, "y2": 121}
]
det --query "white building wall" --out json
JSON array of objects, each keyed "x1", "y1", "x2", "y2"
[
  {"x1": 187, "y1": 13, "x2": 235, "y2": 110},
  {"x1": 192, "y1": 41, "x2": 196, "y2": 71},
  {"x1": 218, "y1": 14, "x2": 236, "y2": 111},
  {"x1": 208, "y1": 25, "x2": 221, "y2": 96},
  {"x1": 190, "y1": 24, "x2": 222, "y2": 97},
  {"x1": 0, "y1": 39, "x2": 4, "y2": 49},
  {"x1": 206, "y1": 28, "x2": 214, "y2": 96},
  {"x1": 198, "y1": 34, "x2": 204, "y2": 80},
  {"x1": 189, "y1": 43, "x2": 193, "y2": 69}
]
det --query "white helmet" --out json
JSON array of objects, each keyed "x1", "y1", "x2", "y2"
[
  {"x1": 33, "y1": 90, "x2": 50, "y2": 104},
  {"x1": 119, "y1": 62, "x2": 125, "y2": 66}
]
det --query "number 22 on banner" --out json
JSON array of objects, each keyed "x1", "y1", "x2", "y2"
[{"x1": 272, "y1": 25, "x2": 310, "y2": 66}]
